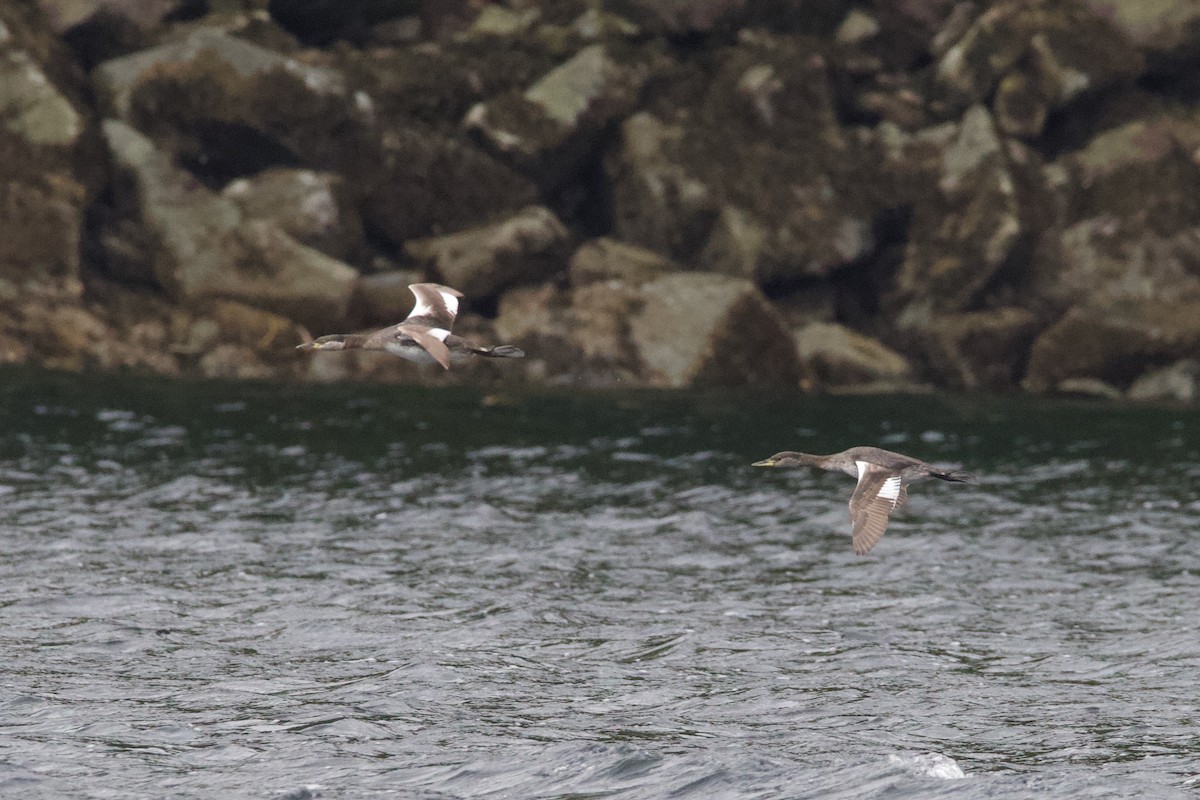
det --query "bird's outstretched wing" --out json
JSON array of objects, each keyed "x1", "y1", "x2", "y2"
[
  {"x1": 849, "y1": 465, "x2": 904, "y2": 555},
  {"x1": 404, "y1": 284, "x2": 463, "y2": 330},
  {"x1": 396, "y1": 324, "x2": 452, "y2": 369}
]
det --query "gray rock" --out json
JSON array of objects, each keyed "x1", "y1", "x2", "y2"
[
  {"x1": 1127, "y1": 360, "x2": 1200, "y2": 403},
  {"x1": 1023, "y1": 300, "x2": 1200, "y2": 391},
  {"x1": 222, "y1": 168, "x2": 363, "y2": 263},
  {"x1": 0, "y1": 171, "x2": 84, "y2": 282},
  {"x1": 569, "y1": 237, "x2": 680, "y2": 287},
  {"x1": 1065, "y1": 118, "x2": 1200, "y2": 232},
  {"x1": 1081, "y1": 0, "x2": 1200, "y2": 63},
  {"x1": 0, "y1": 45, "x2": 83, "y2": 148},
  {"x1": 907, "y1": 307, "x2": 1041, "y2": 390},
  {"x1": 607, "y1": 112, "x2": 719, "y2": 262},
  {"x1": 465, "y1": 44, "x2": 648, "y2": 187},
  {"x1": 793, "y1": 321, "x2": 915, "y2": 390},
  {"x1": 934, "y1": 0, "x2": 1142, "y2": 112},
  {"x1": 102, "y1": 120, "x2": 359, "y2": 328},
  {"x1": 351, "y1": 270, "x2": 424, "y2": 327},
  {"x1": 405, "y1": 206, "x2": 572, "y2": 302},
  {"x1": 363, "y1": 127, "x2": 538, "y2": 246},
  {"x1": 894, "y1": 106, "x2": 1020, "y2": 321},
  {"x1": 35, "y1": 0, "x2": 185, "y2": 33},
  {"x1": 628, "y1": 272, "x2": 801, "y2": 388},
  {"x1": 495, "y1": 282, "x2": 643, "y2": 385},
  {"x1": 1027, "y1": 217, "x2": 1200, "y2": 315},
  {"x1": 95, "y1": 29, "x2": 351, "y2": 121}
]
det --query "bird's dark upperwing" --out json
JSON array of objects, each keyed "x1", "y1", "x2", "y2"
[
  {"x1": 849, "y1": 465, "x2": 904, "y2": 555},
  {"x1": 404, "y1": 284, "x2": 462, "y2": 330},
  {"x1": 397, "y1": 324, "x2": 452, "y2": 369}
]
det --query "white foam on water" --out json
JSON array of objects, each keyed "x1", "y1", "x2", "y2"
[{"x1": 887, "y1": 752, "x2": 966, "y2": 780}]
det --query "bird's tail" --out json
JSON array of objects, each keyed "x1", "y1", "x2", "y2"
[
  {"x1": 475, "y1": 345, "x2": 525, "y2": 358},
  {"x1": 934, "y1": 469, "x2": 976, "y2": 483}
]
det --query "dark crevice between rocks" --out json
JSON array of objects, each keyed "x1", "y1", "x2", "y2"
[
  {"x1": 831, "y1": 207, "x2": 911, "y2": 327},
  {"x1": 177, "y1": 121, "x2": 304, "y2": 189},
  {"x1": 60, "y1": 11, "x2": 152, "y2": 72},
  {"x1": 1037, "y1": 82, "x2": 1161, "y2": 161},
  {"x1": 164, "y1": 0, "x2": 210, "y2": 23},
  {"x1": 547, "y1": 149, "x2": 615, "y2": 239}
]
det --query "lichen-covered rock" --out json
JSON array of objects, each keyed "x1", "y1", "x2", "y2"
[
  {"x1": 0, "y1": 43, "x2": 84, "y2": 148},
  {"x1": 1023, "y1": 300, "x2": 1200, "y2": 391},
  {"x1": 893, "y1": 106, "x2": 1021, "y2": 321},
  {"x1": 0, "y1": 150, "x2": 85, "y2": 282},
  {"x1": 102, "y1": 120, "x2": 359, "y2": 329},
  {"x1": 96, "y1": 28, "x2": 375, "y2": 184},
  {"x1": 907, "y1": 307, "x2": 1041, "y2": 390},
  {"x1": 1081, "y1": 0, "x2": 1200, "y2": 64},
  {"x1": 569, "y1": 237, "x2": 680, "y2": 286},
  {"x1": 222, "y1": 168, "x2": 364, "y2": 263},
  {"x1": 1026, "y1": 217, "x2": 1200, "y2": 315},
  {"x1": 466, "y1": 44, "x2": 648, "y2": 187},
  {"x1": 934, "y1": 0, "x2": 1142, "y2": 114},
  {"x1": 1064, "y1": 118, "x2": 1200, "y2": 233},
  {"x1": 628, "y1": 272, "x2": 801, "y2": 388},
  {"x1": 405, "y1": 206, "x2": 572, "y2": 302},
  {"x1": 607, "y1": 111, "x2": 719, "y2": 262},
  {"x1": 0, "y1": 18, "x2": 88, "y2": 285},
  {"x1": 363, "y1": 127, "x2": 539, "y2": 246},
  {"x1": 793, "y1": 321, "x2": 915, "y2": 391},
  {"x1": 495, "y1": 282, "x2": 643, "y2": 385},
  {"x1": 609, "y1": 33, "x2": 878, "y2": 283}
]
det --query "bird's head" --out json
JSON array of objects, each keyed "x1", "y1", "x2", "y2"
[
  {"x1": 297, "y1": 335, "x2": 349, "y2": 351},
  {"x1": 751, "y1": 451, "x2": 808, "y2": 468}
]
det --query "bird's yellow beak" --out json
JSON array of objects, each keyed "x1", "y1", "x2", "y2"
[
  {"x1": 296, "y1": 342, "x2": 320, "y2": 351},
  {"x1": 751, "y1": 458, "x2": 776, "y2": 467}
]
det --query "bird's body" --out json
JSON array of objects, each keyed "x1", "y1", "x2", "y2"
[
  {"x1": 296, "y1": 283, "x2": 524, "y2": 369},
  {"x1": 752, "y1": 446, "x2": 975, "y2": 555}
]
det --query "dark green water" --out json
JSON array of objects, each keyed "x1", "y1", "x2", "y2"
[{"x1": 1, "y1": 367, "x2": 1198, "y2": 799}]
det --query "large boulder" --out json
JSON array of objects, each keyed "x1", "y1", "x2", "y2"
[
  {"x1": 0, "y1": 18, "x2": 87, "y2": 285},
  {"x1": 102, "y1": 120, "x2": 359, "y2": 329},
  {"x1": 568, "y1": 237, "x2": 680, "y2": 287},
  {"x1": 934, "y1": 0, "x2": 1143, "y2": 128},
  {"x1": 1026, "y1": 217, "x2": 1200, "y2": 316},
  {"x1": 1081, "y1": 0, "x2": 1200, "y2": 65},
  {"x1": 95, "y1": 28, "x2": 376, "y2": 183},
  {"x1": 608, "y1": 33, "x2": 879, "y2": 284},
  {"x1": 792, "y1": 321, "x2": 916, "y2": 391},
  {"x1": 606, "y1": 111, "x2": 719, "y2": 263},
  {"x1": 362, "y1": 126, "x2": 538, "y2": 246},
  {"x1": 1023, "y1": 300, "x2": 1200, "y2": 391},
  {"x1": 405, "y1": 206, "x2": 572, "y2": 302},
  {"x1": 892, "y1": 106, "x2": 1021, "y2": 322},
  {"x1": 465, "y1": 43, "x2": 649, "y2": 188},
  {"x1": 907, "y1": 307, "x2": 1041, "y2": 390},
  {"x1": 221, "y1": 168, "x2": 364, "y2": 264},
  {"x1": 1063, "y1": 118, "x2": 1200, "y2": 233},
  {"x1": 628, "y1": 272, "x2": 801, "y2": 388},
  {"x1": 494, "y1": 282, "x2": 644, "y2": 385}
]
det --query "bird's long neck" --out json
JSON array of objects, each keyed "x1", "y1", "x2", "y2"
[{"x1": 335, "y1": 334, "x2": 369, "y2": 350}]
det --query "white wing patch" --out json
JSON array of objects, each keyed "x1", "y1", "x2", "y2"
[
  {"x1": 855, "y1": 460, "x2": 869, "y2": 481},
  {"x1": 438, "y1": 289, "x2": 459, "y2": 319},
  {"x1": 877, "y1": 475, "x2": 902, "y2": 502},
  {"x1": 428, "y1": 328, "x2": 451, "y2": 341}
]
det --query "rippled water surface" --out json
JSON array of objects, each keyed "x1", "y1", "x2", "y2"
[{"x1": 2, "y1": 367, "x2": 1199, "y2": 799}]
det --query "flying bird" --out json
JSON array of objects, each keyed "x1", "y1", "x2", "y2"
[
  {"x1": 296, "y1": 283, "x2": 524, "y2": 369},
  {"x1": 752, "y1": 446, "x2": 976, "y2": 555}
]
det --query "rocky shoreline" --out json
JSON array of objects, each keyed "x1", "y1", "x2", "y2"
[{"x1": 3, "y1": 1, "x2": 1200, "y2": 401}]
